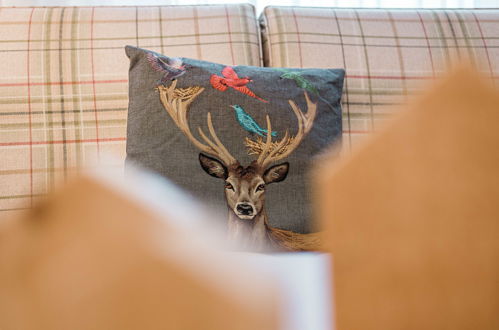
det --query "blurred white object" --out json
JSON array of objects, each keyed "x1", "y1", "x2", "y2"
[{"x1": 243, "y1": 252, "x2": 333, "y2": 330}]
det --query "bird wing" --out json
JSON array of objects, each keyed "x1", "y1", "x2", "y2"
[
  {"x1": 280, "y1": 72, "x2": 295, "y2": 80},
  {"x1": 210, "y1": 74, "x2": 228, "y2": 91},
  {"x1": 240, "y1": 113, "x2": 265, "y2": 135},
  {"x1": 240, "y1": 112, "x2": 257, "y2": 126},
  {"x1": 243, "y1": 120, "x2": 264, "y2": 136},
  {"x1": 147, "y1": 53, "x2": 169, "y2": 73},
  {"x1": 221, "y1": 66, "x2": 239, "y2": 80}
]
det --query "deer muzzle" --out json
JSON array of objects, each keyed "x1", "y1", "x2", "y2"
[{"x1": 235, "y1": 202, "x2": 256, "y2": 220}]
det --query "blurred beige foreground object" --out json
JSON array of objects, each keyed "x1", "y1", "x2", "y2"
[
  {"x1": 316, "y1": 64, "x2": 499, "y2": 330},
  {"x1": 0, "y1": 169, "x2": 279, "y2": 330}
]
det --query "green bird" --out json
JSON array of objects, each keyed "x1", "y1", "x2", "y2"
[
  {"x1": 277, "y1": 68, "x2": 319, "y2": 95},
  {"x1": 276, "y1": 68, "x2": 334, "y2": 110},
  {"x1": 230, "y1": 105, "x2": 277, "y2": 137}
]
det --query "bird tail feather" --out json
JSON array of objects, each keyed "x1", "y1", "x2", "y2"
[
  {"x1": 255, "y1": 95, "x2": 269, "y2": 103},
  {"x1": 263, "y1": 130, "x2": 277, "y2": 137}
]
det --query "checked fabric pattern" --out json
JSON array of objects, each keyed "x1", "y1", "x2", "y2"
[
  {"x1": 0, "y1": 5, "x2": 261, "y2": 218},
  {"x1": 260, "y1": 7, "x2": 499, "y2": 151}
]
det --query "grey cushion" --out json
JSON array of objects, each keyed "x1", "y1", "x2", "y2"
[{"x1": 125, "y1": 45, "x2": 344, "y2": 234}]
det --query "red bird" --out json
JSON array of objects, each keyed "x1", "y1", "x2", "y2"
[{"x1": 210, "y1": 66, "x2": 268, "y2": 103}]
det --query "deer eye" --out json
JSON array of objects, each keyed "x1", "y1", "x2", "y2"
[
  {"x1": 256, "y1": 184, "x2": 265, "y2": 192},
  {"x1": 224, "y1": 182, "x2": 234, "y2": 191}
]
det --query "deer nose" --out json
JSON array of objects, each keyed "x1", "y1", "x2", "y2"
[{"x1": 236, "y1": 203, "x2": 254, "y2": 216}]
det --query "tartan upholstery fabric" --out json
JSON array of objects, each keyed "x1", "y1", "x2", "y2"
[
  {"x1": 260, "y1": 7, "x2": 499, "y2": 151},
  {"x1": 0, "y1": 5, "x2": 261, "y2": 218}
]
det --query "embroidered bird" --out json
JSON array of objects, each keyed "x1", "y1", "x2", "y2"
[
  {"x1": 276, "y1": 68, "x2": 334, "y2": 110},
  {"x1": 210, "y1": 66, "x2": 268, "y2": 103},
  {"x1": 147, "y1": 53, "x2": 187, "y2": 85},
  {"x1": 230, "y1": 105, "x2": 277, "y2": 137},
  {"x1": 277, "y1": 68, "x2": 319, "y2": 95}
]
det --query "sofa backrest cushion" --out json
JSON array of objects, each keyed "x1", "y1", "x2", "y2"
[
  {"x1": 0, "y1": 5, "x2": 261, "y2": 218},
  {"x1": 260, "y1": 7, "x2": 499, "y2": 151}
]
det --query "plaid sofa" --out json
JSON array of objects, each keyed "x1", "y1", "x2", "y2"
[{"x1": 1, "y1": 5, "x2": 498, "y2": 218}]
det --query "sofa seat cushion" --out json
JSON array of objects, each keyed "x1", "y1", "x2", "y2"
[
  {"x1": 0, "y1": 4, "x2": 261, "y2": 218},
  {"x1": 260, "y1": 7, "x2": 499, "y2": 151}
]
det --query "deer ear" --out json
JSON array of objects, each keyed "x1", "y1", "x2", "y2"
[
  {"x1": 199, "y1": 153, "x2": 228, "y2": 179},
  {"x1": 263, "y1": 162, "x2": 289, "y2": 184}
]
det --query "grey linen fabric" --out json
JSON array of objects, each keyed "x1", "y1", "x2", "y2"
[{"x1": 125, "y1": 46, "x2": 344, "y2": 234}]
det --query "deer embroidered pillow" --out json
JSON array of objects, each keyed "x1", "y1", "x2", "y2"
[{"x1": 125, "y1": 46, "x2": 344, "y2": 251}]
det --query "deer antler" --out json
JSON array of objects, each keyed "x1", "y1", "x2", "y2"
[
  {"x1": 158, "y1": 80, "x2": 237, "y2": 166},
  {"x1": 251, "y1": 91, "x2": 317, "y2": 169}
]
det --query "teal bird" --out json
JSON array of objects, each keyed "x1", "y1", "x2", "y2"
[
  {"x1": 230, "y1": 105, "x2": 277, "y2": 137},
  {"x1": 276, "y1": 68, "x2": 334, "y2": 110}
]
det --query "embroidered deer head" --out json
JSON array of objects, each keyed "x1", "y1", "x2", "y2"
[{"x1": 157, "y1": 81, "x2": 319, "y2": 251}]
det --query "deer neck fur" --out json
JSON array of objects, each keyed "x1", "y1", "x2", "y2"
[
  {"x1": 227, "y1": 207, "x2": 274, "y2": 251},
  {"x1": 227, "y1": 207, "x2": 322, "y2": 252}
]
